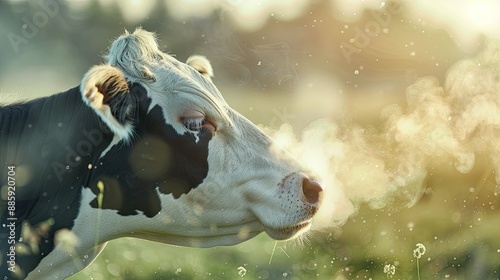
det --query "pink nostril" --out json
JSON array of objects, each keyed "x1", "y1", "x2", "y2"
[{"x1": 302, "y1": 178, "x2": 323, "y2": 204}]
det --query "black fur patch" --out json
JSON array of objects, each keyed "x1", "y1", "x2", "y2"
[
  {"x1": 88, "y1": 84, "x2": 213, "y2": 217},
  {"x1": 0, "y1": 86, "x2": 115, "y2": 277}
]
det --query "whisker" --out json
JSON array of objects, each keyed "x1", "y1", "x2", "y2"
[
  {"x1": 280, "y1": 246, "x2": 291, "y2": 259},
  {"x1": 269, "y1": 241, "x2": 278, "y2": 265}
]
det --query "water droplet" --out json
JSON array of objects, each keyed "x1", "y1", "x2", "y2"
[
  {"x1": 407, "y1": 222, "x2": 414, "y2": 231},
  {"x1": 354, "y1": 70, "x2": 359, "y2": 75},
  {"x1": 237, "y1": 266, "x2": 247, "y2": 277}
]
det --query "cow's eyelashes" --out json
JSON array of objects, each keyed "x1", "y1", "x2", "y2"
[
  {"x1": 183, "y1": 117, "x2": 205, "y2": 132},
  {"x1": 182, "y1": 117, "x2": 216, "y2": 133}
]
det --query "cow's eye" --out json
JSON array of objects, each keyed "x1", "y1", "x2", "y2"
[
  {"x1": 182, "y1": 117, "x2": 216, "y2": 133},
  {"x1": 183, "y1": 117, "x2": 205, "y2": 131}
]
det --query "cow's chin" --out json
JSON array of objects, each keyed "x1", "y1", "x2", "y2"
[{"x1": 263, "y1": 220, "x2": 312, "y2": 240}]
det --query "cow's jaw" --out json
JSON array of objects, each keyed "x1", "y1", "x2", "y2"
[
  {"x1": 73, "y1": 187, "x2": 265, "y2": 248},
  {"x1": 264, "y1": 220, "x2": 313, "y2": 240}
]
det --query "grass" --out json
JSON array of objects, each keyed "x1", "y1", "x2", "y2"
[{"x1": 94, "y1": 181, "x2": 105, "y2": 256}]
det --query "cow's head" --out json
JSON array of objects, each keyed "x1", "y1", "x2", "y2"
[{"x1": 79, "y1": 28, "x2": 323, "y2": 247}]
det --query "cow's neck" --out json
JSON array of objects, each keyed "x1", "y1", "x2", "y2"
[{"x1": 0, "y1": 86, "x2": 115, "y2": 273}]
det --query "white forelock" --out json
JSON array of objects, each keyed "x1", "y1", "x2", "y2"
[{"x1": 105, "y1": 28, "x2": 232, "y2": 128}]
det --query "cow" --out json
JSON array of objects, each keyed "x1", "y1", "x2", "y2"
[{"x1": 0, "y1": 28, "x2": 323, "y2": 279}]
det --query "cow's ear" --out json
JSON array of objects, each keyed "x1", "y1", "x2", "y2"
[
  {"x1": 187, "y1": 55, "x2": 214, "y2": 79},
  {"x1": 80, "y1": 65, "x2": 135, "y2": 141}
]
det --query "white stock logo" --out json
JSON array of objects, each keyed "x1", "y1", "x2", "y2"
[
  {"x1": 340, "y1": 1, "x2": 404, "y2": 63},
  {"x1": 7, "y1": 0, "x2": 60, "y2": 54}
]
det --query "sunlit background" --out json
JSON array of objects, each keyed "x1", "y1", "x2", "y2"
[{"x1": 2, "y1": 0, "x2": 500, "y2": 279}]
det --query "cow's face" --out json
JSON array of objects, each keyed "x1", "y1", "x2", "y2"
[{"x1": 79, "y1": 29, "x2": 322, "y2": 247}]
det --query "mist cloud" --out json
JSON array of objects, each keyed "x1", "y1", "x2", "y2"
[{"x1": 266, "y1": 40, "x2": 500, "y2": 229}]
